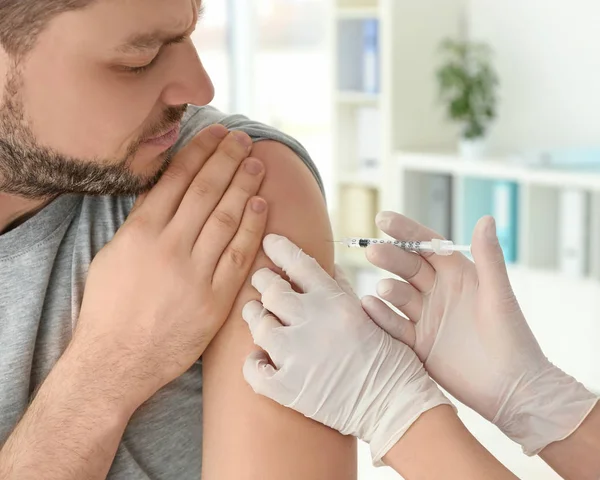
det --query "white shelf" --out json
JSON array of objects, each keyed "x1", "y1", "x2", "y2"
[
  {"x1": 335, "y1": 91, "x2": 380, "y2": 106},
  {"x1": 331, "y1": 5, "x2": 600, "y2": 477},
  {"x1": 397, "y1": 151, "x2": 600, "y2": 190},
  {"x1": 335, "y1": 7, "x2": 379, "y2": 19}
]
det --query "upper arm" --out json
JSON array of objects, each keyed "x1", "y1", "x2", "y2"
[{"x1": 201, "y1": 140, "x2": 357, "y2": 479}]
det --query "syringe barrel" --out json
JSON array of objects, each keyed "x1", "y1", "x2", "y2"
[
  {"x1": 431, "y1": 239, "x2": 455, "y2": 256},
  {"x1": 341, "y1": 238, "x2": 469, "y2": 255}
]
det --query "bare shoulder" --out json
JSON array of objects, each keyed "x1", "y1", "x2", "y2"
[{"x1": 249, "y1": 140, "x2": 334, "y2": 266}]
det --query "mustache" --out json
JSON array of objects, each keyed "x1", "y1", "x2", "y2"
[
  {"x1": 142, "y1": 105, "x2": 188, "y2": 141},
  {"x1": 122, "y1": 104, "x2": 188, "y2": 163}
]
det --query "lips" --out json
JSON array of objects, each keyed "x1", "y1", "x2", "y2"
[
  {"x1": 143, "y1": 123, "x2": 181, "y2": 149},
  {"x1": 148, "y1": 123, "x2": 179, "y2": 141}
]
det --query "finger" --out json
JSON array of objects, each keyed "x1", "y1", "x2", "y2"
[
  {"x1": 138, "y1": 124, "x2": 230, "y2": 226},
  {"x1": 211, "y1": 197, "x2": 268, "y2": 289},
  {"x1": 243, "y1": 350, "x2": 295, "y2": 406},
  {"x1": 169, "y1": 130, "x2": 253, "y2": 240},
  {"x1": 251, "y1": 267, "x2": 292, "y2": 295},
  {"x1": 334, "y1": 265, "x2": 356, "y2": 296},
  {"x1": 191, "y1": 157, "x2": 265, "y2": 258},
  {"x1": 127, "y1": 192, "x2": 149, "y2": 219},
  {"x1": 250, "y1": 268, "x2": 303, "y2": 326},
  {"x1": 375, "y1": 211, "x2": 465, "y2": 270},
  {"x1": 366, "y1": 243, "x2": 436, "y2": 294},
  {"x1": 261, "y1": 234, "x2": 338, "y2": 293},
  {"x1": 361, "y1": 295, "x2": 416, "y2": 347},
  {"x1": 376, "y1": 278, "x2": 423, "y2": 323},
  {"x1": 471, "y1": 216, "x2": 515, "y2": 300},
  {"x1": 241, "y1": 300, "x2": 286, "y2": 367}
]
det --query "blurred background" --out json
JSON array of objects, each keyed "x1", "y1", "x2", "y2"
[{"x1": 193, "y1": 1, "x2": 600, "y2": 478}]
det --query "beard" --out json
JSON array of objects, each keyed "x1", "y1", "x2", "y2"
[{"x1": 0, "y1": 68, "x2": 187, "y2": 199}]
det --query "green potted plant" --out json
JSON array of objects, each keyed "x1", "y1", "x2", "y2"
[{"x1": 436, "y1": 38, "x2": 499, "y2": 159}]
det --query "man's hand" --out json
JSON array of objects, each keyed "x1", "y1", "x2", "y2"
[
  {"x1": 70, "y1": 125, "x2": 269, "y2": 411},
  {"x1": 362, "y1": 211, "x2": 598, "y2": 457},
  {"x1": 0, "y1": 125, "x2": 269, "y2": 480}
]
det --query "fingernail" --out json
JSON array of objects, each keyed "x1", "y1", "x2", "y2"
[
  {"x1": 252, "y1": 268, "x2": 276, "y2": 293},
  {"x1": 263, "y1": 233, "x2": 281, "y2": 244},
  {"x1": 377, "y1": 279, "x2": 393, "y2": 297},
  {"x1": 209, "y1": 124, "x2": 228, "y2": 139},
  {"x1": 251, "y1": 197, "x2": 267, "y2": 213},
  {"x1": 241, "y1": 303, "x2": 252, "y2": 323},
  {"x1": 245, "y1": 158, "x2": 263, "y2": 175},
  {"x1": 486, "y1": 217, "x2": 497, "y2": 241},
  {"x1": 262, "y1": 234, "x2": 284, "y2": 254},
  {"x1": 242, "y1": 301, "x2": 260, "y2": 323},
  {"x1": 233, "y1": 131, "x2": 252, "y2": 147},
  {"x1": 361, "y1": 295, "x2": 376, "y2": 309}
]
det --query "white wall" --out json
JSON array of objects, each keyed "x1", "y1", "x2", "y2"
[{"x1": 469, "y1": 0, "x2": 600, "y2": 151}]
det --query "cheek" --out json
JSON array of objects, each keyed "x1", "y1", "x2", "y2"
[
  {"x1": 21, "y1": 56, "x2": 159, "y2": 160},
  {"x1": 0, "y1": 50, "x2": 9, "y2": 94}
]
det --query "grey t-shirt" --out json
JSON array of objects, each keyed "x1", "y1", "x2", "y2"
[{"x1": 0, "y1": 105, "x2": 323, "y2": 479}]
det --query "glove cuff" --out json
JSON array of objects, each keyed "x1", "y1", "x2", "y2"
[
  {"x1": 493, "y1": 364, "x2": 599, "y2": 455},
  {"x1": 369, "y1": 373, "x2": 454, "y2": 466}
]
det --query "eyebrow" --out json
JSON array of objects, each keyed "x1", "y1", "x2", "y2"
[{"x1": 116, "y1": 2, "x2": 205, "y2": 54}]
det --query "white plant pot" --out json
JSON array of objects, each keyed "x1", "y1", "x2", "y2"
[{"x1": 459, "y1": 137, "x2": 487, "y2": 160}]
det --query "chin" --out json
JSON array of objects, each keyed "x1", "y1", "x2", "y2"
[
  {"x1": 131, "y1": 149, "x2": 174, "y2": 187},
  {"x1": 132, "y1": 147, "x2": 170, "y2": 171}
]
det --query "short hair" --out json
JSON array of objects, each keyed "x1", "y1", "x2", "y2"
[{"x1": 0, "y1": 1, "x2": 96, "y2": 57}]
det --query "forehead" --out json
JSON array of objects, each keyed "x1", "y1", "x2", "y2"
[
  {"x1": 103, "y1": 0, "x2": 201, "y2": 30},
  {"x1": 117, "y1": 1, "x2": 203, "y2": 52},
  {"x1": 38, "y1": 0, "x2": 202, "y2": 54},
  {"x1": 82, "y1": 0, "x2": 199, "y2": 35}
]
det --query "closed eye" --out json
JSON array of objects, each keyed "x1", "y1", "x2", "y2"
[{"x1": 122, "y1": 36, "x2": 189, "y2": 75}]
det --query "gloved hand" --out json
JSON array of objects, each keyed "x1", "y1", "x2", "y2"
[
  {"x1": 242, "y1": 234, "x2": 453, "y2": 465},
  {"x1": 363, "y1": 211, "x2": 598, "y2": 456}
]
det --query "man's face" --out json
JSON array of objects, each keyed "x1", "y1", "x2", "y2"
[{"x1": 0, "y1": 0, "x2": 214, "y2": 198}]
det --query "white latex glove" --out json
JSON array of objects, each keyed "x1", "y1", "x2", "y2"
[
  {"x1": 242, "y1": 234, "x2": 453, "y2": 465},
  {"x1": 362, "y1": 212, "x2": 599, "y2": 456}
]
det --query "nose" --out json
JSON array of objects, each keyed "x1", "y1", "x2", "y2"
[{"x1": 161, "y1": 40, "x2": 215, "y2": 107}]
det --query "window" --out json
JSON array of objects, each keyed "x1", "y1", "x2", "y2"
[{"x1": 193, "y1": 0, "x2": 333, "y2": 200}]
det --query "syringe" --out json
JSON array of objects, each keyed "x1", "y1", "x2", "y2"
[{"x1": 336, "y1": 238, "x2": 471, "y2": 256}]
